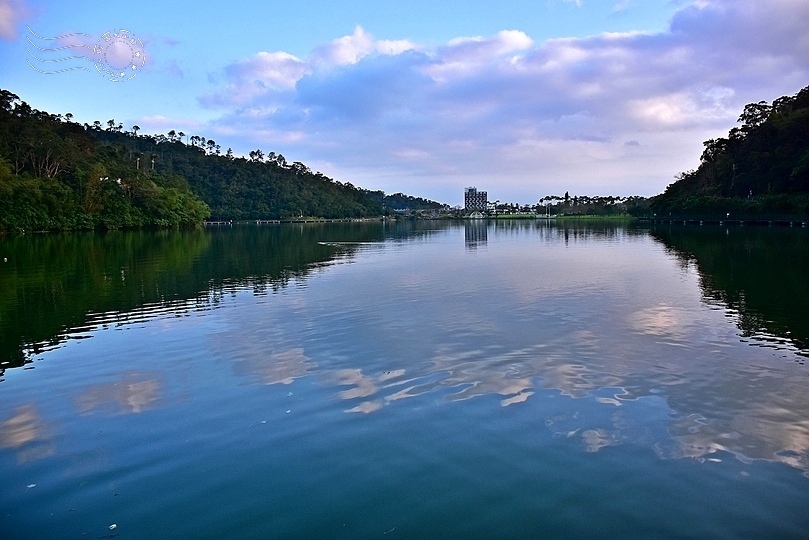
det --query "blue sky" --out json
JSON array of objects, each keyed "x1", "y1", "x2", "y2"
[{"x1": 1, "y1": 0, "x2": 808, "y2": 205}]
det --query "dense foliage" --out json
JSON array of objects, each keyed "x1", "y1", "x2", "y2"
[
  {"x1": 0, "y1": 90, "x2": 211, "y2": 232},
  {"x1": 652, "y1": 85, "x2": 809, "y2": 215},
  {"x1": 75, "y1": 115, "x2": 383, "y2": 221},
  {"x1": 537, "y1": 194, "x2": 650, "y2": 216},
  {"x1": 140, "y1": 140, "x2": 383, "y2": 220},
  {"x1": 362, "y1": 190, "x2": 446, "y2": 212},
  {"x1": 0, "y1": 88, "x2": 386, "y2": 232}
]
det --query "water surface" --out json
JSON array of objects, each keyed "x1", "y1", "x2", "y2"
[{"x1": 1, "y1": 221, "x2": 808, "y2": 538}]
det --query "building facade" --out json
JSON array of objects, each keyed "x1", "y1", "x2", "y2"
[{"x1": 464, "y1": 187, "x2": 488, "y2": 211}]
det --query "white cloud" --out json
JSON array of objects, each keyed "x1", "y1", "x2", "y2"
[
  {"x1": 311, "y1": 26, "x2": 375, "y2": 66},
  {"x1": 425, "y1": 30, "x2": 534, "y2": 83},
  {"x1": 200, "y1": 51, "x2": 307, "y2": 108},
  {"x1": 199, "y1": 0, "x2": 809, "y2": 203},
  {"x1": 0, "y1": 0, "x2": 30, "y2": 40},
  {"x1": 201, "y1": 26, "x2": 421, "y2": 111},
  {"x1": 375, "y1": 38, "x2": 419, "y2": 56}
]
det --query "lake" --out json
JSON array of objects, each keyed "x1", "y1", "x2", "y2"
[{"x1": 1, "y1": 220, "x2": 808, "y2": 539}]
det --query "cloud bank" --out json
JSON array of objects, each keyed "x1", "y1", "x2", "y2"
[{"x1": 200, "y1": 0, "x2": 809, "y2": 202}]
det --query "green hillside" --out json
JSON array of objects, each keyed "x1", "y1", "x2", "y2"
[
  {"x1": 651, "y1": 84, "x2": 809, "y2": 215},
  {"x1": 0, "y1": 89, "x2": 384, "y2": 232},
  {"x1": 363, "y1": 190, "x2": 446, "y2": 212},
  {"x1": 0, "y1": 90, "x2": 210, "y2": 231}
]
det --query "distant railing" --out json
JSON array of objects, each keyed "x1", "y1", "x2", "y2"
[{"x1": 637, "y1": 214, "x2": 808, "y2": 227}]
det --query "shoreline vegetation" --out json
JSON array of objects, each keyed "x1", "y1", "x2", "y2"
[
  {"x1": 0, "y1": 88, "x2": 385, "y2": 233},
  {"x1": 650, "y1": 84, "x2": 809, "y2": 217},
  {"x1": 1, "y1": 83, "x2": 807, "y2": 233}
]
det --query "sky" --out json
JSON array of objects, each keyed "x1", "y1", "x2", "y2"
[{"x1": 1, "y1": 0, "x2": 808, "y2": 206}]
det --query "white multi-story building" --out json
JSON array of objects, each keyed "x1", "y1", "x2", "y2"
[{"x1": 464, "y1": 187, "x2": 487, "y2": 211}]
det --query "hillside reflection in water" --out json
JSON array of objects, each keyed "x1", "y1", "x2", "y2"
[{"x1": 1, "y1": 221, "x2": 808, "y2": 538}]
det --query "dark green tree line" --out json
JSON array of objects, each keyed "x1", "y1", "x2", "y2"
[
  {"x1": 652, "y1": 84, "x2": 809, "y2": 215},
  {"x1": 0, "y1": 88, "x2": 393, "y2": 232},
  {"x1": 0, "y1": 89, "x2": 210, "y2": 232},
  {"x1": 82, "y1": 113, "x2": 384, "y2": 220}
]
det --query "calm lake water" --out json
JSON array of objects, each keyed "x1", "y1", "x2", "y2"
[{"x1": 1, "y1": 221, "x2": 808, "y2": 539}]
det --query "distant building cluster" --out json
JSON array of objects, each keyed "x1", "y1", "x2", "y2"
[{"x1": 464, "y1": 186, "x2": 487, "y2": 211}]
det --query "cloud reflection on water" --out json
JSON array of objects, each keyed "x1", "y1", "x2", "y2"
[
  {"x1": 0, "y1": 405, "x2": 54, "y2": 463},
  {"x1": 628, "y1": 305, "x2": 693, "y2": 339},
  {"x1": 232, "y1": 348, "x2": 315, "y2": 386},
  {"x1": 32, "y1": 222, "x2": 802, "y2": 477},
  {"x1": 219, "y1": 298, "x2": 809, "y2": 475},
  {"x1": 74, "y1": 373, "x2": 162, "y2": 415}
]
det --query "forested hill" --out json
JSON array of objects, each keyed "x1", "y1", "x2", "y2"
[
  {"x1": 0, "y1": 89, "x2": 384, "y2": 232},
  {"x1": 651, "y1": 84, "x2": 809, "y2": 215},
  {"x1": 362, "y1": 190, "x2": 445, "y2": 211},
  {"x1": 0, "y1": 90, "x2": 210, "y2": 231},
  {"x1": 100, "y1": 132, "x2": 384, "y2": 221}
]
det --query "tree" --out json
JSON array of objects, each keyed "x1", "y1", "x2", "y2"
[
  {"x1": 772, "y1": 95, "x2": 795, "y2": 115},
  {"x1": 83, "y1": 163, "x2": 109, "y2": 214},
  {"x1": 701, "y1": 138, "x2": 728, "y2": 163},
  {"x1": 291, "y1": 161, "x2": 311, "y2": 174},
  {"x1": 0, "y1": 89, "x2": 20, "y2": 112},
  {"x1": 738, "y1": 101, "x2": 771, "y2": 132}
]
